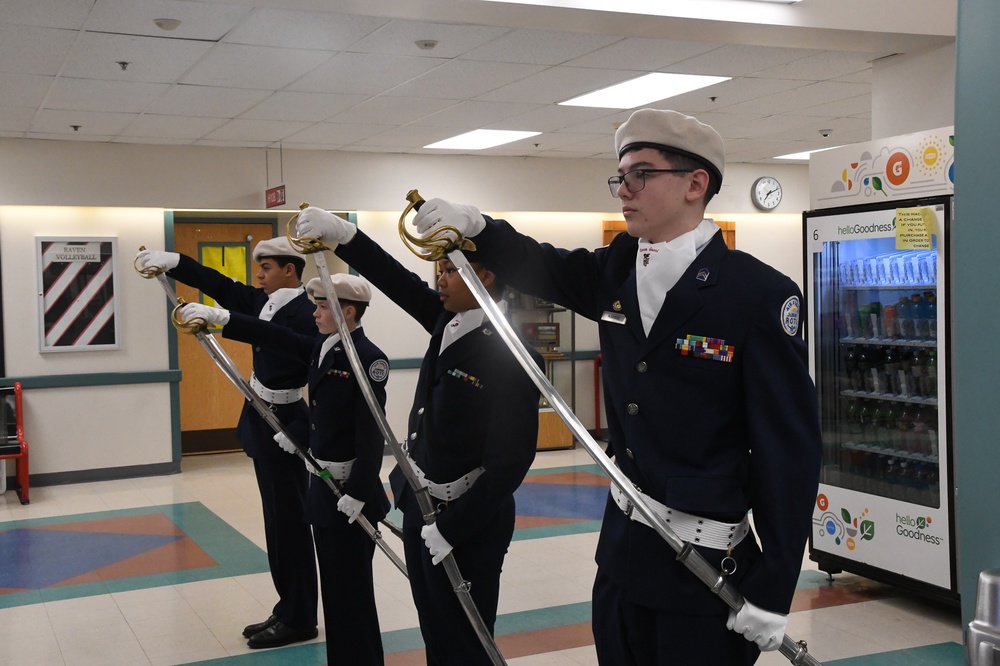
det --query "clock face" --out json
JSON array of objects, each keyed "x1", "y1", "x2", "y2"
[{"x1": 752, "y1": 176, "x2": 782, "y2": 210}]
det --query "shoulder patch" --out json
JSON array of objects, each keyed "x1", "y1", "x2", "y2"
[
  {"x1": 368, "y1": 359, "x2": 389, "y2": 382},
  {"x1": 780, "y1": 296, "x2": 800, "y2": 336}
]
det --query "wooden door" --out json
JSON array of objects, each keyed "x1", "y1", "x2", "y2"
[{"x1": 174, "y1": 220, "x2": 275, "y2": 455}]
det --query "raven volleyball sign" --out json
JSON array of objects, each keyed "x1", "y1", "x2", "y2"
[{"x1": 37, "y1": 237, "x2": 121, "y2": 352}]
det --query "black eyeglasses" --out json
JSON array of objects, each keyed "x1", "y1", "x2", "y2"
[{"x1": 608, "y1": 168, "x2": 694, "y2": 197}]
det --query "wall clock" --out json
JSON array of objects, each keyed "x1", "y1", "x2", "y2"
[{"x1": 751, "y1": 176, "x2": 782, "y2": 211}]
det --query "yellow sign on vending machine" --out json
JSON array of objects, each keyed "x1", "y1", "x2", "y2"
[{"x1": 895, "y1": 206, "x2": 937, "y2": 250}]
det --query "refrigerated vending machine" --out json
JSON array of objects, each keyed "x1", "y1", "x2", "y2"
[{"x1": 804, "y1": 127, "x2": 958, "y2": 602}]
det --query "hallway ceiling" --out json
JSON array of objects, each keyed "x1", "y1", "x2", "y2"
[{"x1": 0, "y1": 0, "x2": 956, "y2": 164}]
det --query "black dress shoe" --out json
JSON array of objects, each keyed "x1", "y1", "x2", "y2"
[
  {"x1": 242, "y1": 614, "x2": 278, "y2": 638},
  {"x1": 247, "y1": 621, "x2": 319, "y2": 649}
]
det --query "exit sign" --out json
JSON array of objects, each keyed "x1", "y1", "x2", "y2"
[{"x1": 265, "y1": 185, "x2": 286, "y2": 208}]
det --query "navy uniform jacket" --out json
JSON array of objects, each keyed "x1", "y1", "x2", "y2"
[
  {"x1": 337, "y1": 232, "x2": 543, "y2": 546},
  {"x1": 223, "y1": 315, "x2": 392, "y2": 528},
  {"x1": 168, "y1": 255, "x2": 315, "y2": 457},
  {"x1": 472, "y1": 218, "x2": 822, "y2": 616}
]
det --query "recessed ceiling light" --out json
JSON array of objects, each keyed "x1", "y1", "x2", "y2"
[
  {"x1": 153, "y1": 18, "x2": 181, "y2": 31},
  {"x1": 425, "y1": 129, "x2": 541, "y2": 150},
  {"x1": 559, "y1": 72, "x2": 730, "y2": 110}
]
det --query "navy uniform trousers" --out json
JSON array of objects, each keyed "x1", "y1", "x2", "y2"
[
  {"x1": 169, "y1": 256, "x2": 318, "y2": 631},
  {"x1": 337, "y1": 232, "x2": 542, "y2": 665}
]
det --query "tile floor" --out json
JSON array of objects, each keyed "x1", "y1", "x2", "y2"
[{"x1": 0, "y1": 447, "x2": 965, "y2": 665}]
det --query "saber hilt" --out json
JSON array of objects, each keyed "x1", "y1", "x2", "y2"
[
  {"x1": 286, "y1": 202, "x2": 330, "y2": 254},
  {"x1": 398, "y1": 189, "x2": 476, "y2": 261}
]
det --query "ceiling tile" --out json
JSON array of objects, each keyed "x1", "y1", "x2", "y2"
[
  {"x1": 181, "y1": 44, "x2": 331, "y2": 90},
  {"x1": 459, "y1": 29, "x2": 621, "y2": 65},
  {"x1": 240, "y1": 91, "x2": 369, "y2": 122},
  {"x1": 385, "y1": 60, "x2": 547, "y2": 100},
  {"x1": 61, "y1": 33, "x2": 214, "y2": 83},
  {"x1": 222, "y1": 7, "x2": 388, "y2": 50},
  {"x1": 347, "y1": 19, "x2": 509, "y2": 58},
  {"x1": 288, "y1": 52, "x2": 447, "y2": 96},
  {"x1": 0, "y1": 0, "x2": 93, "y2": 30},
  {"x1": 0, "y1": 73, "x2": 55, "y2": 107},
  {"x1": 0, "y1": 106, "x2": 36, "y2": 133},
  {"x1": 45, "y1": 78, "x2": 169, "y2": 113},
  {"x1": 203, "y1": 118, "x2": 315, "y2": 142},
  {"x1": 121, "y1": 113, "x2": 227, "y2": 139},
  {"x1": 475, "y1": 66, "x2": 638, "y2": 105},
  {"x1": 85, "y1": 0, "x2": 249, "y2": 41},
  {"x1": 0, "y1": 24, "x2": 77, "y2": 76},
  {"x1": 31, "y1": 108, "x2": 136, "y2": 135},
  {"x1": 283, "y1": 122, "x2": 390, "y2": 147},
  {"x1": 324, "y1": 96, "x2": 457, "y2": 126},
  {"x1": 408, "y1": 100, "x2": 548, "y2": 129},
  {"x1": 563, "y1": 37, "x2": 721, "y2": 71},
  {"x1": 147, "y1": 84, "x2": 272, "y2": 118}
]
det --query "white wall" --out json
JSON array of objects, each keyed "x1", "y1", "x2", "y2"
[
  {"x1": 0, "y1": 206, "x2": 174, "y2": 476},
  {"x1": 0, "y1": 138, "x2": 809, "y2": 215},
  {"x1": 0, "y1": 138, "x2": 808, "y2": 479}
]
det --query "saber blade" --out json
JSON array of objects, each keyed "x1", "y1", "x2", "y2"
[{"x1": 138, "y1": 255, "x2": 407, "y2": 577}]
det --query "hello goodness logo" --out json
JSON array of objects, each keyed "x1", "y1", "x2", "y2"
[{"x1": 813, "y1": 494, "x2": 942, "y2": 552}]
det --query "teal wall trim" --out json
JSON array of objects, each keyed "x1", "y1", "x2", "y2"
[
  {"x1": 0, "y1": 370, "x2": 181, "y2": 390},
  {"x1": 164, "y1": 210, "x2": 181, "y2": 462},
  {"x1": 29, "y1": 461, "x2": 181, "y2": 488}
]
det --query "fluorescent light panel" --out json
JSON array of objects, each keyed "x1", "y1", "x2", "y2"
[
  {"x1": 560, "y1": 72, "x2": 730, "y2": 110},
  {"x1": 425, "y1": 129, "x2": 540, "y2": 150},
  {"x1": 774, "y1": 146, "x2": 840, "y2": 160}
]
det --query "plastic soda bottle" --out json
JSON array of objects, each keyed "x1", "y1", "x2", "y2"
[
  {"x1": 925, "y1": 350, "x2": 938, "y2": 399},
  {"x1": 896, "y1": 296, "x2": 913, "y2": 338},
  {"x1": 924, "y1": 292, "x2": 937, "y2": 340},
  {"x1": 912, "y1": 294, "x2": 928, "y2": 339},
  {"x1": 883, "y1": 304, "x2": 897, "y2": 339}
]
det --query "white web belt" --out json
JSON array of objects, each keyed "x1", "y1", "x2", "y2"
[
  {"x1": 610, "y1": 482, "x2": 750, "y2": 551},
  {"x1": 404, "y1": 452, "x2": 484, "y2": 502},
  {"x1": 250, "y1": 373, "x2": 304, "y2": 405},
  {"x1": 308, "y1": 456, "x2": 354, "y2": 482}
]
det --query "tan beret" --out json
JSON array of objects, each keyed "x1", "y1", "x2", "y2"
[
  {"x1": 306, "y1": 274, "x2": 372, "y2": 303},
  {"x1": 253, "y1": 236, "x2": 302, "y2": 262},
  {"x1": 614, "y1": 109, "x2": 725, "y2": 192}
]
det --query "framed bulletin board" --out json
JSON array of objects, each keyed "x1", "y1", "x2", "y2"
[{"x1": 36, "y1": 237, "x2": 121, "y2": 352}]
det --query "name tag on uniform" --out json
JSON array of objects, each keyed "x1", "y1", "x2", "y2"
[{"x1": 601, "y1": 311, "x2": 627, "y2": 325}]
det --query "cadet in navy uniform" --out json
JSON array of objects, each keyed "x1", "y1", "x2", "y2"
[
  {"x1": 136, "y1": 239, "x2": 319, "y2": 648},
  {"x1": 180, "y1": 274, "x2": 390, "y2": 665},
  {"x1": 293, "y1": 209, "x2": 544, "y2": 665},
  {"x1": 407, "y1": 109, "x2": 823, "y2": 664}
]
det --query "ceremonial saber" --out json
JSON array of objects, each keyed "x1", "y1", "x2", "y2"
[
  {"x1": 398, "y1": 192, "x2": 822, "y2": 666},
  {"x1": 134, "y1": 249, "x2": 408, "y2": 578},
  {"x1": 286, "y1": 211, "x2": 509, "y2": 666}
]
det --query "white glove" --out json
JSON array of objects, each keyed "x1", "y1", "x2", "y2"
[
  {"x1": 272, "y1": 431, "x2": 298, "y2": 455},
  {"x1": 295, "y1": 206, "x2": 357, "y2": 246},
  {"x1": 420, "y1": 523, "x2": 454, "y2": 566},
  {"x1": 178, "y1": 302, "x2": 230, "y2": 327},
  {"x1": 726, "y1": 600, "x2": 787, "y2": 651},
  {"x1": 135, "y1": 249, "x2": 179, "y2": 271},
  {"x1": 411, "y1": 198, "x2": 486, "y2": 242},
  {"x1": 336, "y1": 494, "x2": 365, "y2": 524}
]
